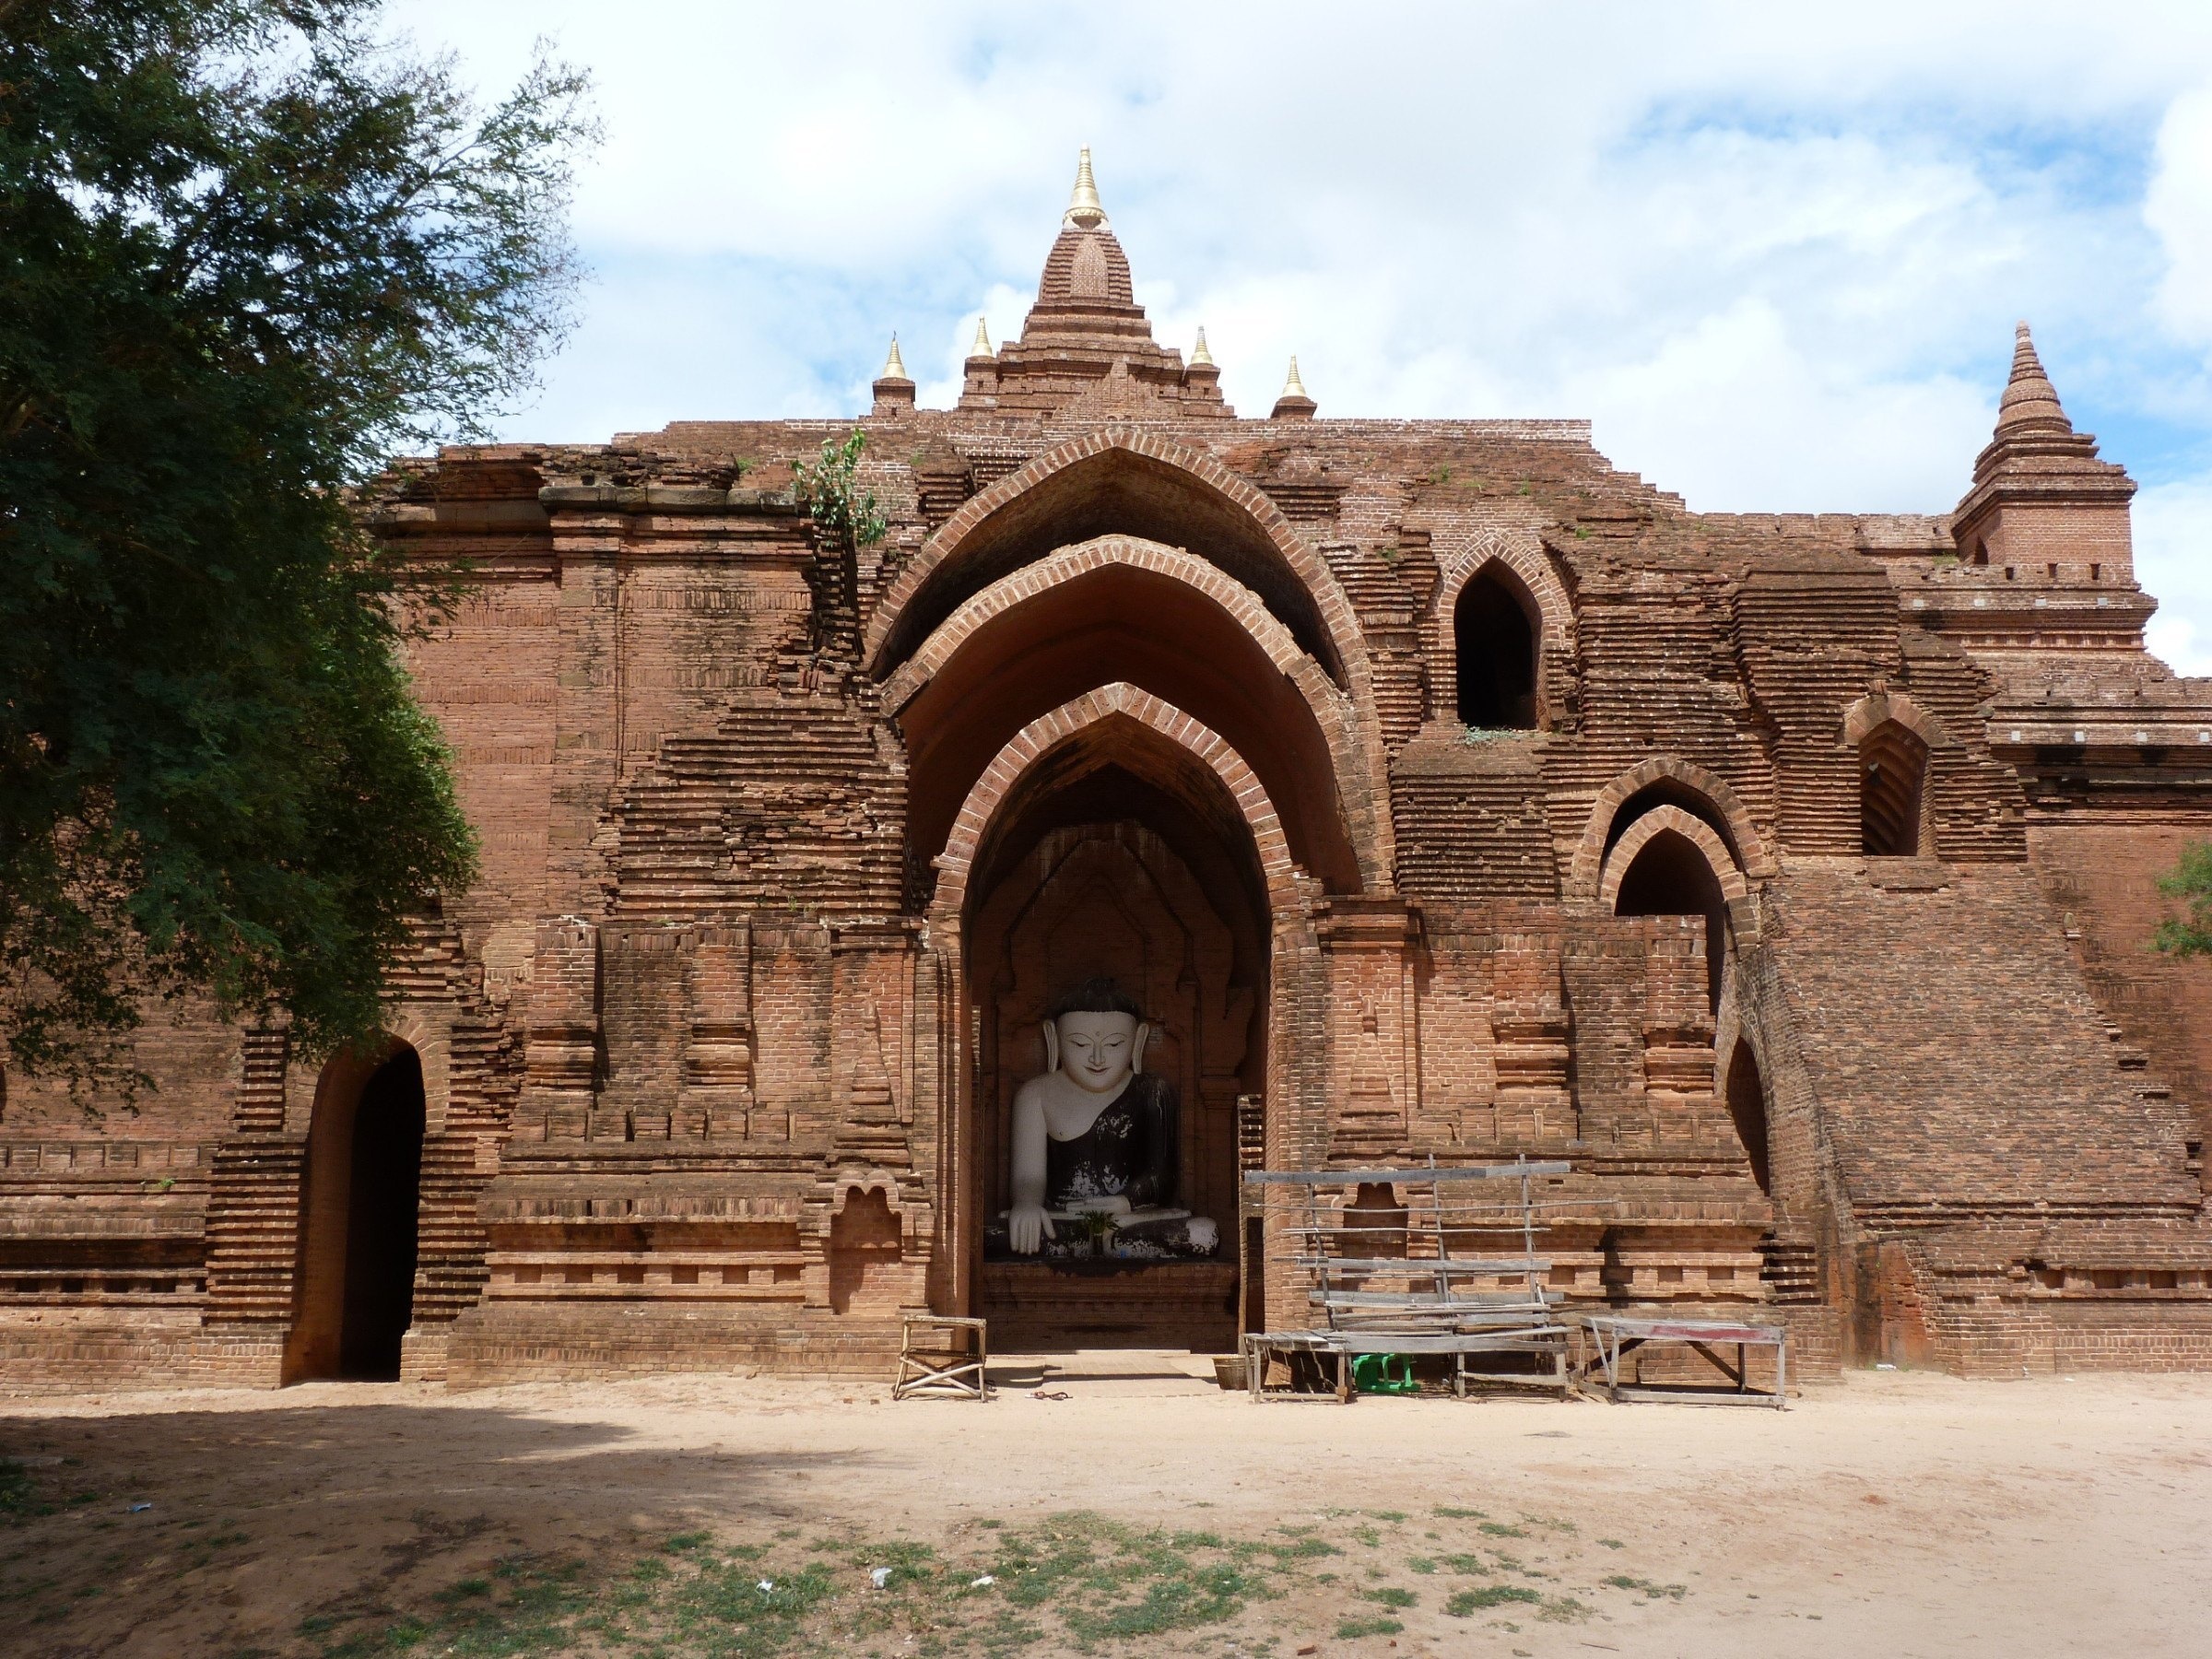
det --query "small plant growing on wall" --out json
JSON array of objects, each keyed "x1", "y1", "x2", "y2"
[
  {"x1": 794, "y1": 429, "x2": 888, "y2": 554},
  {"x1": 793, "y1": 430, "x2": 888, "y2": 656},
  {"x1": 2155, "y1": 841, "x2": 2212, "y2": 957}
]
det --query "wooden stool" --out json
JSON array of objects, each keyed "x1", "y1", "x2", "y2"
[{"x1": 892, "y1": 1314, "x2": 989, "y2": 1400}]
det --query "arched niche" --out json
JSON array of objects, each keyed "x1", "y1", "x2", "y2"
[
  {"x1": 869, "y1": 432, "x2": 1365, "y2": 692},
  {"x1": 1602, "y1": 806, "x2": 1747, "y2": 1012},
  {"x1": 1453, "y1": 562, "x2": 1540, "y2": 729},
  {"x1": 1859, "y1": 720, "x2": 1932, "y2": 857},
  {"x1": 1724, "y1": 1041, "x2": 1772, "y2": 1194},
  {"x1": 1568, "y1": 756, "x2": 1775, "y2": 904},
  {"x1": 285, "y1": 1039, "x2": 426, "y2": 1382}
]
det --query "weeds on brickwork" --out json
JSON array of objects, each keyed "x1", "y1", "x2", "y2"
[
  {"x1": 2155, "y1": 841, "x2": 2212, "y2": 956},
  {"x1": 794, "y1": 430, "x2": 888, "y2": 554}
]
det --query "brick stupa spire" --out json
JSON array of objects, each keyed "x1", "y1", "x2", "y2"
[
  {"x1": 955, "y1": 149, "x2": 1232, "y2": 418},
  {"x1": 1952, "y1": 321, "x2": 2136, "y2": 584}
]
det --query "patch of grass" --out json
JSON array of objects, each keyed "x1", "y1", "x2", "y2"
[
  {"x1": 1477, "y1": 1522, "x2": 1528, "y2": 1538},
  {"x1": 1361, "y1": 1585, "x2": 1417, "y2": 1607},
  {"x1": 1365, "y1": 1509, "x2": 1407, "y2": 1523},
  {"x1": 1539, "y1": 1594, "x2": 1594, "y2": 1621},
  {"x1": 0, "y1": 1462, "x2": 53, "y2": 1522},
  {"x1": 1437, "y1": 1553, "x2": 1487, "y2": 1574},
  {"x1": 1432, "y1": 1505, "x2": 1486, "y2": 1520},
  {"x1": 1445, "y1": 1584, "x2": 1542, "y2": 1616},
  {"x1": 1597, "y1": 1537, "x2": 1627, "y2": 1549},
  {"x1": 662, "y1": 1531, "x2": 711, "y2": 1553},
  {"x1": 1602, "y1": 1573, "x2": 1688, "y2": 1600},
  {"x1": 1335, "y1": 1615, "x2": 1405, "y2": 1638},
  {"x1": 1406, "y1": 1556, "x2": 1437, "y2": 1574}
]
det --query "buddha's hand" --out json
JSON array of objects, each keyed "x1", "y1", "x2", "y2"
[{"x1": 1008, "y1": 1203, "x2": 1054, "y2": 1254}]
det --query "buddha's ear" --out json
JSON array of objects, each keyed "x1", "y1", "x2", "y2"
[
  {"x1": 1042, "y1": 1018, "x2": 1060, "y2": 1076},
  {"x1": 1133, "y1": 1021, "x2": 1151, "y2": 1076}
]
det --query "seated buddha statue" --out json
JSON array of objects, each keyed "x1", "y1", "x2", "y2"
[{"x1": 993, "y1": 978, "x2": 1218, "y2": 1261}]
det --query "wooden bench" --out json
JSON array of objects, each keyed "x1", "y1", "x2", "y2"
[
  {"x1": 1239, "y1": 1161, "x2": 1576, "y2": 1402},
  {"x1": 1574, "y1": 1314, "x2": 1787, "y2": 1407}
]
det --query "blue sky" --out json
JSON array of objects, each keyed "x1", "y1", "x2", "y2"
[{"x1": 386, "y1": 0, "x2": 2212, "y2": 673}]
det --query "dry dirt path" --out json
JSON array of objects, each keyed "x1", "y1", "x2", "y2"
[{"x1": 3, "y1": 1357, "x2": 2209, "y2": 1657}]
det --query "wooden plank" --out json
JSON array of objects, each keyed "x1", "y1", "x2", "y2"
[
  {"x1": 1242, "y1": 1162, "x2": 1572, "y2": 1186},
  {"x1": 1291, "y1": 1256, "x2": 1551, "y2": 1273}
]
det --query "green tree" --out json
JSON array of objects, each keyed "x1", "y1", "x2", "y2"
[
  {"x1": 0, "y1": 0, "x2": 597, "y2": 1091},
  {"x1": 2156, "y1": 841, "x2": 2212, "y2": 959}
]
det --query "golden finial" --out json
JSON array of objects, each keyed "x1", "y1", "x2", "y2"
[
  {"x1": 1063, "y1": 146, "x2": 1108, "y2": 230},
  {"x1": 881, "y1": 334, "x2": 909, "y2": 380},
  {"x1": 971, "y1": 316, "x2": 993, "y2": 358},
  {"x1": 1191, "y1": 326, "x2": 1214, "y2": 367},
  {"x1": 1281, "y1": 355, "x2": 1308, "y2": 398}
]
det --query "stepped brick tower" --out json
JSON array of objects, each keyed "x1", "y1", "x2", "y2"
[{"x1": 4, "y1": 154, "x2": 2211, "y2": 1388}]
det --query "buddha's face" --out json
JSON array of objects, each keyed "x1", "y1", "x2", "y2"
[{"x1": 1053, "y1": 1010, "x2": 1140, "y2": 1094}]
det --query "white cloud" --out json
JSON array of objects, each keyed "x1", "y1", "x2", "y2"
[
  {"x1": 2136, "y1": 479, "x2": 2212, "y2": 677},
  {"x1": 2147, "y1": 82, "x2": 2212, "y2": 346},
  {"x1": 383, "y1": 0, "x2": 2212, "y2": 658}
]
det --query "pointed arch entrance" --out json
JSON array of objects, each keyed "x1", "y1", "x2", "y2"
[
  {"x1": 929, "y1": 686, "x2": 1304, "y2": 1349},
  {"x1": 285, "y1": 1040, "x2": 427, "y2": 1382}
]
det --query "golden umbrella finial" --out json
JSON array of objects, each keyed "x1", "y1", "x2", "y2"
[
  {"x1": 971, "y1": 316, "x2": 993, "y2": 357},
  {"x1": 1063, "y1": 146, "x2": 1108, "y2": 229},
  {"x1": 1281, "y1": 355, "x2": 1308, "y2": 398},
  {"x1": 881, "y1": 334, "x2": 909, "y2": 380},
  {"x1": 1191, "y1": 326, "x2": 1214, "y2": 367}
]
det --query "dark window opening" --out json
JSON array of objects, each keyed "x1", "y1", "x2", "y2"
[
  {"x1": 1860, "y1": 721, "x2": 1929, "y2": 858},
  {"x1": 1724, "y1": 1042, "x2": 1771, "y2": 1194},
  {"x1": 1453, "y1": 568, "x2": 1538, "y2": 729},
  {"x1": 1613, "y1": 825, "x2": 1728, "y2": 1011}
]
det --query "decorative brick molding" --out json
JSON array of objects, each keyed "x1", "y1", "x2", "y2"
[
  {"x1": 1841, "y1": 688, "x2": 1945, "y2": 749},
  {"x1": 930, "y1": 681, "x2": 1302, "y2": 919}
]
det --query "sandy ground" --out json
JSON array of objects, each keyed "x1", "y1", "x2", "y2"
[{"x1": 3, "y1": 1355, "x2": 2210, "y2": 1657}]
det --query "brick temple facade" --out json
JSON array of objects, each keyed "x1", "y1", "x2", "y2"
[{"x1": 6, "y1": 156, "x2": 2212, "y2": 1388}]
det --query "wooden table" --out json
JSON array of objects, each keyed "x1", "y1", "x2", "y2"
[{"x1": 1575, "y1": 1314, "x2": 1787, "y2": 1407}]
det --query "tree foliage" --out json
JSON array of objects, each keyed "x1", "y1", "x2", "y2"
[
  {"x1": 2156, "y1": 841, "x2": 2212, "y2": 959},
  {"x1": 0, "y1": 0, "x2": 596, "y2": 1088}
]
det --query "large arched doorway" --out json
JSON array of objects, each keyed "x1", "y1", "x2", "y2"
[
  {"x1": 928, "y1": 688, "x2": 1300, "y2": 1351},
  {"x1": 286, "y1": 1041, "x2": 427, "y2": 1382}
]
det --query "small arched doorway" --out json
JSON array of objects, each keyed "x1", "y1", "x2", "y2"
[
  {"x1": 287, "y1": 1041, "x2": 427, "y2": 1382},
  {"x1": 1608, "y1": 816, "x2": 1734, "y2": 1011},
  {"x1": 1724, "y1": 1041, "x2": 1772, "y2": 1193},
  {"x1": 1453, "y1": 565, "x2": 1539, "y2": 729}
]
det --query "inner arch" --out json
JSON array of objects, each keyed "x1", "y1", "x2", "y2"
[{"x1": 874, "y1": 441, "x2": 1347, "y2": 684}]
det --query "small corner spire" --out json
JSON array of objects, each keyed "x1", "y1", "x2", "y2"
[
  {"x1": 1271, "y1": 355, "x2": 1316, "y2": 420},
  {"x1": 1281, "y1": 355, "x2": 1308, "y2": 399},
  {"x1": 1190, "y1": 326, "x2": 1214, "y2": 367},
  {"x1": 970, "y1": 316, "x2": 993, "y2": 359},
  {"x1": 881, "y1": 333, "x2": 909, "y2": 382},
  {"x1": 1996, "y1": 319, "x2": 2069, "y2": 435},
  {"x1": 1063, "y1": 146, "x2": 1108, "y2": 230}
]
